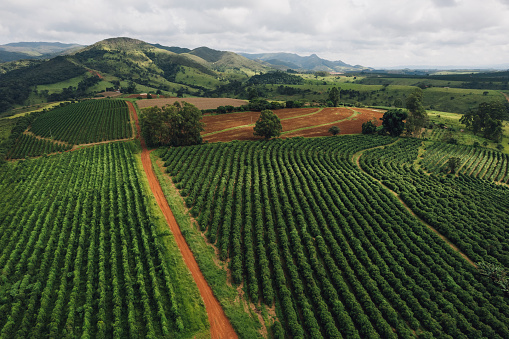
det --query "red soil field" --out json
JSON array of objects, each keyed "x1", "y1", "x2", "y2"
[{"x1": 203, "y1": 107, "x2": 385, "y2": 143}]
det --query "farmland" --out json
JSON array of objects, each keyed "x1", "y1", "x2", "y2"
[
  {"x1": 0, "y1": 142, "x2": 208, "y2": 338},
  {"x1": 201, "y1": 107, "x2": 384, "y2": 142},
  {"x1": 158, "y1": 135, "x2": 509, "y2": 338}
]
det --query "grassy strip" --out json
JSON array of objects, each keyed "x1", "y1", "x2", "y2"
[
  {"x1": 281, "y1": 108, "x2": 360, "y2": 135},
  {"x1": 202, "y1": 108, "x2": 323, "y2": 137},
  {"x1": 133, "y1": 142, "x2": 210, "y2": 339},
  {"x1": 150, "y1": 149, "x2": 263, "y2": 339}
]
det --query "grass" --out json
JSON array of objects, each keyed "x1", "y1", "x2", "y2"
[
  {"x1": 133, "y1": 143, "x2": 210, "y2": 339},
  {"x1": 150, "y1": 149, "x2": 263, "y2": 339},
  {"x1": 0, "y1": 118, "x2": 16, "y2": 142},
  {"x1": 424, "y1": 110, "x2": 509, "y2": 154}
]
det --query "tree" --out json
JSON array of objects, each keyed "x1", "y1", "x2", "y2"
[
  {"x1": 446, "y1": 157, "x2": 461, "y2": 174},
  {"x1": 140, "y1": 101, "x2": 204, "y2": 147},
  {"x1": 328, "y1": 87, "x2": 341, "y2": 107},
  {"x1": 362, "y1": 120, "x2": 377, "y2": 134},
  {"x1": 379, "y1": 109, "x2": 407, "y2": 137},
  {"x1": 253, "y1": 110, "x2": 282, "y2": 139},
  {"x1": 460, "y1": 101, "x2": 506, "y2": 142},
  {"x1": 405, "y1": 88, "x2": 428, "y2": 136},
  {"x1": 328, "y1": 126, "x2": 340, "y2": 136}
]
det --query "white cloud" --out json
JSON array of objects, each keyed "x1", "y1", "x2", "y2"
[{"x1": 0, "y1": 0, "x2": 508, "y2": 68}]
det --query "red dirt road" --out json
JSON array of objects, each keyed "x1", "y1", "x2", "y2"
[{"x1": 127, "y1": 101, "x2": 237, "y2": 339}]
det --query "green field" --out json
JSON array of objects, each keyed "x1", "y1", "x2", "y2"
[
  {"x1": 158, "y1": 135, "x2": 509, "y2": 338},
  {"x1": 0, "y1": 142, "x2": 208, "y2": 338}
]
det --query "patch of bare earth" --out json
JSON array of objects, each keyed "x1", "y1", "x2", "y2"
[{"x1": 137, "y1": 97, "x2": 248, "y2": 110}]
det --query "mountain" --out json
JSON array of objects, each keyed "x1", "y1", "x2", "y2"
[
  {"x1": 240, "y1": 52, "x2": 368, "y2": 72},
  {"x1": 0, "y1": 42, "x2": 84, "y2": 62}
]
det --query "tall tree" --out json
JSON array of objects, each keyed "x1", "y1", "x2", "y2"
[
  {"x1": 460, "y1": 101, "x2": 505, "y2": 142},
  {"x1": 328, "y1": 87, "x2": 341, "y2": 107},
  {"x1": 405, "y1": 88, "x2": 428, "y2": 136},
  {"x1": 140, "y1": 101, "x2": 204, "y2": 147},
  {"x1": 253, "y1": 109, "x2": 282, "y2": 139}
]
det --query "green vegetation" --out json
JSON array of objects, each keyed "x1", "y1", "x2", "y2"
[
  {"x1": 158, "y1": 135, "x2": 509, "y2": 338},
  {"x1": 362, "y1": 138, "x2": 509, "y2": 266},
  {"x1": 30, "y1": 99, "x2": 131, "y2": 144},
  {"x1": 140, "y1": 102, "x2": 204, "y2": 147},
  {"x1": 7, "y1": 133, "x2": 71, "y2": 159},
  {"x1": 150, "y1": 151, "x2": 263, "y2": 338},
  {"x1": 253, "y1": 109, "x2": 282, "y2": 139},
  {"x1": 418, "y1": 141, "x2": 509, "y2": 182},
  {"x1": 0, "y1": 142, "x2": 207, "y2": 338},
  {"x1": 380, "y1": 109, "x2": 408, "y2": 137}
]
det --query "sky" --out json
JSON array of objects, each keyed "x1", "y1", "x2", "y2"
[{"x1": 1, "y1": 0, "x2": 509, "y2": 68}]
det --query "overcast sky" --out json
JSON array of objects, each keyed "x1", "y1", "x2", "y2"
[{"x1": 1, "y1": 0, "x2": 508, "y2": 68}]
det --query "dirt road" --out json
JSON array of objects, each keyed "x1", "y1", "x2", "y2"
[{"x1": 127, "y1": 101, "x2": 238, "y2": 339}]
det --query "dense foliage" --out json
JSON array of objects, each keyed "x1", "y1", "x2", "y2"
[
  {"x1": 30, "y1": 99, "x2": 131, "y2": 144},
  {"x1": 7, "y1": 134, "x2": 71, "y2": 159},
  {"x1": 419, "y1": 141, "x2": 509, "y2": 183},
  {"x1": 460, "y1": 102, "x2": 507, "y2": 142},
  {"x1": 361, "y1": 138, "x2": 509, "y2": 267},
  {"x1": 160, "y1": 135, "x2": 509, "y2": 338},
  {"x1": 140, "y1": 101, "x2": 204, "y2": 147},
  {"x1": 253, "y1": 110, "x2": 282, "y2": 139},
  {"x1": 0, "y1": 143, "x2": 188, "y2": 337},
  {"x1": 247, "y1": 71, "x2": 304, "y2": 85},
  {"x1": 0, "y1": 57, "x2": 86, "y2": 113},
  {"x1": 379, "y1": 109, "x2": 408, "y2": 137}
]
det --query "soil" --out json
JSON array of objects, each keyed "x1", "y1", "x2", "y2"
[
  {"x1": 136, "y1": 97, "x2": 248, "y2": 110},
  {"x1": 127, "y1": 101, "x2": 238, "y2": 339},
  {"x1": 204, "y1": 107, "x2": 385, "y2": 142}
]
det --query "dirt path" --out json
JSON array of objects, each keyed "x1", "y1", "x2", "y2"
[
  {"x1": 352, "y1": 143, "x2": 477, "y2": 268},
  {"x1": 127, "y1": 101, "x2": 237, "y2": 339}
]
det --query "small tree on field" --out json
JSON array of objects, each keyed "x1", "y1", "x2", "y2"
[
  {"x1": 328, "y1": 126, "x2": 340, "y2": 136},
  {"x1": 362, "y1": 120, "x2": 377, "y2": 134},
  {"x1": 447, "y1": 157, "x2": 461, "y2": 174},
  {"x1": 254, "y1": 110, "x2": 282, "y2": 139}
]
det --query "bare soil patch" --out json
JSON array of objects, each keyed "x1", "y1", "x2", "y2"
[
  {"x1": 204, "y1": 107, "x2": 384, "y2": 142},
  {"x1": 137, "y1": 97, "x2": 248, "y2": 110}
]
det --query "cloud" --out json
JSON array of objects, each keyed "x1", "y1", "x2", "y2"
[{"x1": 0, "y1": 0, "x2": 508, "y2": 67}]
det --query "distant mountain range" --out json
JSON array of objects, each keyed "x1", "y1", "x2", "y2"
[
  {"x1": 0, "y1": 40, "x2": 369, "y2": 72},
  {"x1": 240, "y1": 52, "x2": 369, "y2": 72},
  {"x1": 0, "y1": 42, "x2": 84, "y2": 62}
]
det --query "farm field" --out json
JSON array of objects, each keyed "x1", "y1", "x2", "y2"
[
  {"x1": 0, "y1": 142, "x2": 208, "y2": 338},
  {"x1": 4, "y1": 99, "x2": 133, "y2": 159},
  {"x1": 202, "y1": 107, "x2": 385, "y2": 142},
  {"x1": 158, "y1": 135, "x2": 509, "y2": 338},
  {"x1": 136, "y1": 97, "x2": 248, "y2": 110}
]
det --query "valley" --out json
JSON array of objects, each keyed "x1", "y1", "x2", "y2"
[{"x1": 0, "y1": 36, "x2": 508, "y2": 338}]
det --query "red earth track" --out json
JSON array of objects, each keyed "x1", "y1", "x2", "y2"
[{"x1": 127, "y1": 101, "x2": 238, "y2": 339}]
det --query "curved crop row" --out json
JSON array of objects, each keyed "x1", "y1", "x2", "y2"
[{"x1": 160, "y1": 135, "x2": 509, "y2": 338}]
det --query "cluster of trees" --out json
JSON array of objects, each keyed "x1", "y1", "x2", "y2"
[
  {"x1": 460, "y1": 101, "x2": 507, "y2": 142},
  {"x1": 247, "y1": 71, "x2": 304, "y2": 85},
  {"x1": 140, "y1": 101, "x2": 204, "y2": 147},
  {"x1": 0, "y1": 57, "x2": 86, "y2": 113},
  {"x1": 46, "y1": 75, "x2": 102, "y2": 101}
]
